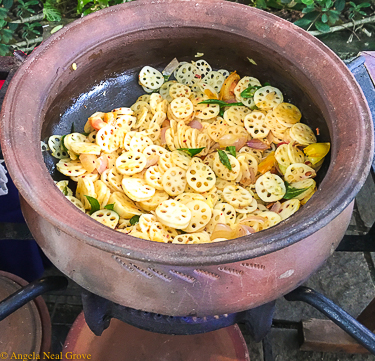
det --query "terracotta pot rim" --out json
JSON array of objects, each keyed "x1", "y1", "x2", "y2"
[{"x1": 1, "y1": 0, "x2": 373, "y2": 266}]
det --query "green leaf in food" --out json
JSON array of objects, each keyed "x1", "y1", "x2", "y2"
[
  {"x1": 104, "y1": 203, "x2": 115, "y2": 211},
  {"x1": 284, "y1": 182, "x2": 311, "y2": 199},
  {"x1": 218, "y1": 150, "x2": 232, "y2": 171},
  {"x1": 85, "y1": 195, "x2": 100, "y2": 215},
  {"x1": 130, "y1": 215, "x2": 141, "y2": 226},
  {"x1": 177, "y1": 147, "x2": 205, "y2": 157},
  {"x1": 163, "y1": 74, "x2": 170, "y2": 82},
  {"x1": 71, "y1": 122, "x2": 75, "y2": 133},
  {"x1": 60, "y1": 135, "x2": 68, "y2": 152},
  {"x1": 240, "y1": 85, "x2": 261, "y2": 99},
  {"x1": 62, "y1": 186, "x2": 68, "y2": 196},
  {"x1": 226, "y1": 146, "x2": 236, "y2": 158},
  {"x1": 198, "y1": 99, "x2": 244, "y2": 108}
]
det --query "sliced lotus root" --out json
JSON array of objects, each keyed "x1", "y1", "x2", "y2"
[
  {"x1": 234, "y1": 76, "x2": 262, "y2": 101},
  {"x1": 237, "y1": 153, "x2": 258, "y2": 175},
  {"x1": 169, "y1": 83, "x2": 192, "y2": 99},
  {"x1": 204, "y1": 209, "x2": 227, "y2": 235},
  {"x1": 258, "y1": 211, "x2": 282, "y2": 230},
  {"x1": 116, "y1": 151, "x2": 146, "y2": 175},
  {"x1": 113, "y1": 107, "x2": 134, "y2": 115},
  {"x1": 123, "y1": 131, "x2": 137, "y2": 150},
  {"x1": 287, "y1": 142, "x2": 305, "y2": 164},
  {"x1": 182, "y1": 200, "x2": 212, "y2": 233},
  {"x1": 255, "y1": 171, "x2": 286, "y2": 202},
  {"x1": 144, "y1": 166, "x2": 164, "y2": 190},
  {"x1": 264, "y1": 111, "x2": 288, "y2": 133},
  {"x1": 86, "y1": 131, "x2": 98, "y2": 144},
  {"x1": 55, "y1": 180, "x2": 73, "y2": 196},
  {"x1": 108, "y1": 192, "x2": 142, "y2": 218},
  {"x1": 165, "y1": 128, "x2": 177, "y2": 151},
  {"x1": 284, "y1": 163, "x2": 316, "y2": 183},
  {"x1": 173, "y1": 61, "x2": 188, "y2": 79},
  {"x1": 93, "y1": 180, "x2": 110, "y2": 208},
  {"x1": 234, "y1": 197, "x2": 257, "y2": 214},
  {"x1": 289, "y1": 123, "x2": 317, "y2": 145},
  {"x1": 218, "y1": 69, "x2": 230, "y2": 78},
  {"x1": 131, "y1": 101, "x2": 151, "y2": 117},
  {"x1": 117, "y1": 218, "x2": 132, "y2": 229},
  {"x1": 203, "y1": 153, "x2": 216, "y2": 168},
  {"x1": 160, "y1": 80, "x2": 177, "y2": 102},
  {"x1": 223, "y1": 106, "x2": 251, "y2": 127},
  {"x1": 238, "y1": 147, "x2": 263, "y2": 163},
  {"x1": 122, "y1": 177, "x2": 155, "y2": 202},
  {"x1": 173, "y1": 232, "x2": 211, "y2": 244},
  {"x1": 207, "y1": 124, "x2": 227, "y2": 142},
  {"x1": 244, "y1": 112, "x2": 270, "y2": 139},
  {"x1": 186, "y1": 162, "x2": 216, "y2": 193},
  {"x1": 139, "y1": 66, "x2": 164, "y2": 90},
  {"x1": 254, "y1": 86, "x2": 284, "y2": 110},
  {"x1": 194, "y1": 103, "x2": 220, "y2": 120},
  {"x1": 66, "y1": 196, "x2": 85, "y2": 212},
  {"x1": 215, "y1": 177, "x2": 236, "y2": 190},
  {"x1": 162, "y1": 167, "x2": 187, "y2": 196},
  {"x1": 278, "y1": 199, "x2": 300, "y2": 221},
  {"x1": 288, "y1": 179, "x2": 316, "y2": 200},
  {"x1": 155, "y1": 199, "x2": 192, "y2": 229},
  {"x1": 175, "y1": 192, "x2": 206, "y2": 205},
  {"x1": 194, "y1": 59, "x2": 212, "y2": 78},
  {"x1": 149, "y1": 111, "x2": 167, "y2": 129},
  {"x1": 69, "y1": 141, "x2": 101, "y2": 155},
  {"x1": 56, "y1": 159, "x2": 86, "y2": 177},
  {"x1": 91, "y1": 210, "x2": 119, "y2": 229},
  {"x1": 139, "y1": 214, "x2": 157, "y2": 234},
  {"x1": 202, "y1": 71, "x2": 225, "y2": 93},
  {"x1": 275, "y1": 144, "x2": 292, "y2": 168},
  {"x1": 176, "y1": 63, "x2": 201, "y2": 85},
  {"x1": 214, "y1": 202, "x2": 236, "y2": 227},
  {"x1": 158, "y1": 152, "x2": 173, "y2": 174},
  {"x1": 64, "y1": 133, "x2": 87, "y2": 151},
  {"x1": 70, "y1": 173, "x2": 99, "y2": 183},
  {"x1": 273, "y1": 102, "x2": 301, "y2": 127},
  {"x1": 224, "y1": 125, "x2": 249, "y2": 141},
  {"x1": 127, "y1": 229, "x2": 150, "y2": 240},
  {"x1": 129, "y1": 133, "x2": 153, "y2": 153},
  {"x1": 135, "y1": 109, "x2": 151, "y2": 130},
  {"x1": 138, "y1": 190, "x2": 169, "y2": 212},
  {"x1": 149, "y1": 93, "x2": 163, "y2": 114},
  {"x1": 222, "y1": 185, "x2": 253, "y2": 208},
  {"x1": 48, "y1": 135, "x2": 68, "y2": 158},
  {"x1": 170, "y1": 97, "x2": 194, "y2": 119},
  {"x1": 76, "y1": 178, "x2": 96, "y2": 209},
  {"x1": 170, "y1": 150, "x2": 191, "y2": 170},
  {"x1": 96, "y1": 125, "x2": 118, "y2": 153},
  {"x1": 212, "y1": 152, "x2": 241, "y2": 181},
  {"x1": 115, "y1": 114, "x2": 136, "y2": 132},
  {"x1": 149, "y1": 221, "x2": 178, "y2": 243},
  {"x1": 142, "y1": 125, "x2": 161, "y2": 143},
  {"x1": 143, "y1": 145, "x2": 169, "y2": 158},
  {"x1": 106, "y1": 167, "x2": 123, "y2": 192}
]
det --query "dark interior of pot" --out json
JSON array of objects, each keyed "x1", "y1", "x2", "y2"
[{"x1": 41, "y1": 27, "x2": 330, "y2": 184}]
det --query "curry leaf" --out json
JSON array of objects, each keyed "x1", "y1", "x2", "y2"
[
  {"x1": 104, "y1": 203, "x2": 115, "y2": 210},
  {"x1": 60, "y1": 135, "x2": 68, "y2": 152},
  {"x1": 218, "y1": 150, "x2": 232, "y2": 171},
  {"x1": 284, "y1": 182, "x2": 311, "y2": 199},
  {"x1": 177, "y1": 147, "x2": 205, "y2": 157},
  {"x1": 130, "y1": 215, "x2": 140, "y2": 226},
  {"x1": 226, "y1": 146, "x2": 236, "y2": 157},
  {"x1": 240, "y1": 85, "x2": 261, "y2": 98},
  {"x1": 62, "y1": 185, "x2": 68, "y2": 196},
  {"x1": 198, "y1": 99, "x2": 244, "y2": 108},
  {"x1": 85, "y1": 195, "x2": 100, "y2": 214}
]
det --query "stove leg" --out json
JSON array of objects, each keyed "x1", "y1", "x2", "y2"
[
  {"x1": 241, "y1": 300, "x2": 276, "y2": 342},
  {"x1": 285, "y1": 286, "x2": 375, "y2": 354},
  {"x1": 81, "y1": 290, "x2": 112, "y2": 336}
]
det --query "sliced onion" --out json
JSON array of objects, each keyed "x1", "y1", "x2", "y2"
[
  {"x1": 145, "y1": 155, "x2": 160, "y2": 168},
  {"x1": 161, "y1": 119, "x2": 170, "y2": 128},
  {"x1": 162, "y1": 57, "x2": 180, "y2": 77},
  {"x1": 211, "y1": 223, "x2": 234, "y2": 241},
  {"x1": 233, "y1": 224, "x2": 255, "y2": 238},
  {"x1": 240, "y1": 165, "x2": 251, "y2": 187},
  {"x1": 218, "y1": 134, "x2": 247, "y2": 150},
  {"x1": 96, "y1": 154, "x2": 108, "y2": 174},
  {"x1": 160, "y1": 127, "x2": 169, "y2": 145},
  {"x1": 239, "y1": 215, "x2": 266, "y2": 223},
  {"x1": 270, "y1": 201, "x2": 281, "y2": 213},
  {"x1": 189, "y1": 119, "x2": 203, "y2": 130},
  {"x1": 246, "y1": 139, "x2": 270, "y2": 150},
  {"x1": 80, "y1": 154, "x2": 97, "y2": 173}
]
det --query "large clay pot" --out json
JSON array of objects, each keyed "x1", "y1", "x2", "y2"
[{"x1": 0, "y1": 0, "x2": 373, "y2": 316}]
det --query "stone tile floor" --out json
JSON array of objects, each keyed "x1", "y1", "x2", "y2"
[{"x1": 40, "y1": 171, "x2": 375, "y2": 360}]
